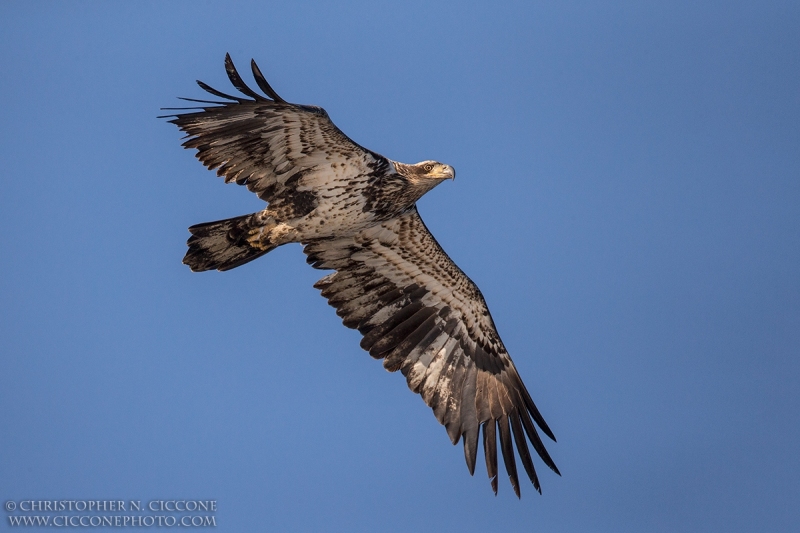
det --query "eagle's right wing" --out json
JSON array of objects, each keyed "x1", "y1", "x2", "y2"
[
  {"x1": 305, "y1": 207, "x2": 560, "y2": 496},
  {"x1": 164, "y1": 54, "x2": 390, "y2": 216}
]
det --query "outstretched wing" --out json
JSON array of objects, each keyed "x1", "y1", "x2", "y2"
[
  {"x1": 305, "y1": 208, "x2": 560, "y2": 496},
  {"x1": 164, "y1": 54, "x2": 389, "y2": 216}
]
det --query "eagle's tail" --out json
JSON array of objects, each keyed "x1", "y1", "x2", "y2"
[{"x1": 183, "y1": 214, "x2": 276, "y2": 272}]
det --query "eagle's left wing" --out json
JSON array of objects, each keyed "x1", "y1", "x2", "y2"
[
  {"x1": 163, "y1": 54, "x2": 391, "y2": 215},
  {"x1": 304, "y1": 207, "x2": 560, "y2": 496}
]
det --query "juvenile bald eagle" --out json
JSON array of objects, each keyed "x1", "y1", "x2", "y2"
[{"x1": 165, "y1": 54, "x2": 559, "y2": 497}]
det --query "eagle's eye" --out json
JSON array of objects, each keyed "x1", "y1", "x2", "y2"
[{"x1": 423, "y1": 164, "x2": 434, "y2": 172}]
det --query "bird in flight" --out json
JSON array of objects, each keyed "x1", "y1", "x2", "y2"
[{"x1": 164, "y1": 54, "x2": 560, "y2": 496}]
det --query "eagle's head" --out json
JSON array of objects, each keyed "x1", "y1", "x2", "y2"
[
  {"x1": 392, "y1": 160, "x2": 456, "y2": 207},
  {"x1": 410, "y1": 160, "x2": 456, "y2": 182}
]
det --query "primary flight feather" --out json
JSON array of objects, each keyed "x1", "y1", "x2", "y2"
[{"x1": 165, "y1": 54, "x2": 559, "y2": 497}]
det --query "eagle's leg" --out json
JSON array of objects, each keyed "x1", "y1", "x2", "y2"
[
  {"x1": 245, "y1": 210, "x2": 280, "y2": 251},
  {"x1": 246, "y1": 209, "x2": 301, "y2": 249}
]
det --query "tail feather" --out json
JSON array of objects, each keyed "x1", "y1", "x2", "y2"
[{"x1": 183, "y1": 214, "x2": 275, "y2": 272}]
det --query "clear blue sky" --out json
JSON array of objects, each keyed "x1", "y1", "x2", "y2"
[{"x1": 2, "y1": 2, "x2": 798, "y2": 531}]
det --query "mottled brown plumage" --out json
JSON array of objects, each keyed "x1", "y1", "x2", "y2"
[{"x1": 164, "y1": 54, "x2": 559, "y2": 496}]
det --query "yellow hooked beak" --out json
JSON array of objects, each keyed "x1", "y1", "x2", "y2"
[{"x1": 438, "y1": 164, "x2": 456, "y2": 180}]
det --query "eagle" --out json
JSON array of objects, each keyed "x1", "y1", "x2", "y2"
[{"x1": 164, "y1": 54, "x2": 560, "y2": 497}]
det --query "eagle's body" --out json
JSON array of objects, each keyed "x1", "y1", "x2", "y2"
[{"x1": 166, "y1": 55, "x2": 559, "y2": 497}]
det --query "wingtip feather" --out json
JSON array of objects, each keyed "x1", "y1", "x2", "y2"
[
  {"x1": 195, "y1": 80, "x2": 243, "y2": 102},
  {"x1": 251, "y1": 59, "x2": 286, "y2": 103},
  {"x1": 224, "y1": 54, "x2": 266, "y2": 101},
  {"x1": 483, "y1": 421, "x2": 499, "y2": 495}
]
